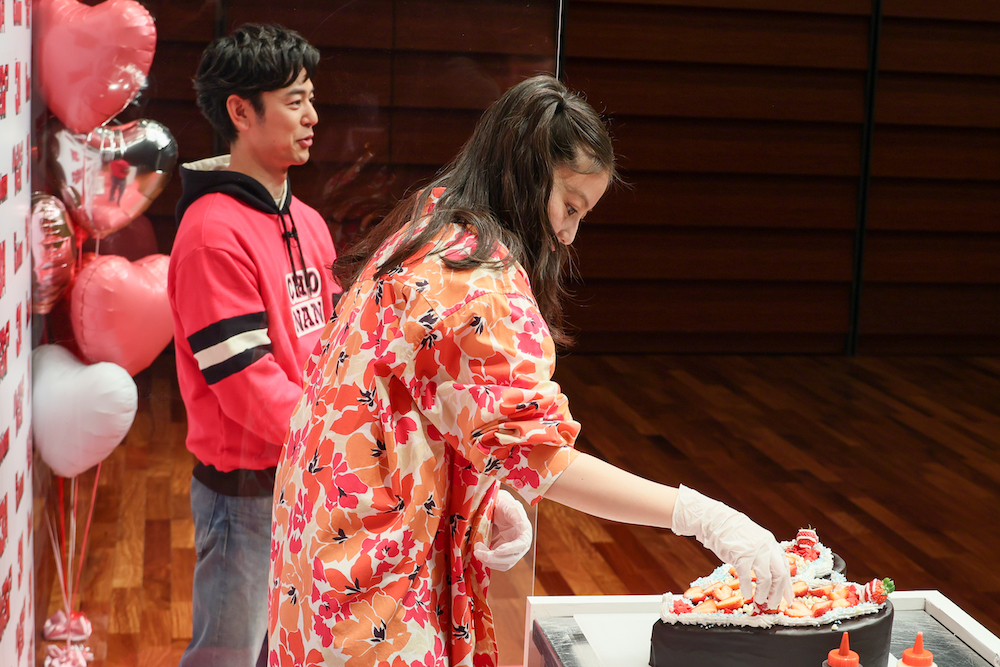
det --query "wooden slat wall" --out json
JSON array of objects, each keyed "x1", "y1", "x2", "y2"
[
  {"x1": 128, "y1": 0, "x2": 998, "y2": 356},
  {"x1": 562, "y1": 0, "x2": 872, "y2": 352},
  {"x1": 860, "y1": 2, "x2": 1000, "y2": 353}
]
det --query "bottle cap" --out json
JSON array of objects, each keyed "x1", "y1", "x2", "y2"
[
  {"x1": 828, "y1": 632, "x2": 860, "y2": 667},
  {"x1": 901, "y1": 632, "x2": 934, "y2": 666}
]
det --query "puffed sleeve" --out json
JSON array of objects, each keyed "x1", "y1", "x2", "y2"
[{"x1": 399, "y1": 289, "x2": 580, "y2": 504}]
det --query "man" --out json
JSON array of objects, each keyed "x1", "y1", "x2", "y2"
[
  {"x1": 108, "y1": 157, "x2": 129, "y2": 204},
  {"x1": 168, "y1": 24, "x2": 339, "y2": 667}
]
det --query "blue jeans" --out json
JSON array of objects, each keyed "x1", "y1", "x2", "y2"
[{"x1": 178, "y1": 477, "x2": 271, "y2": 667}]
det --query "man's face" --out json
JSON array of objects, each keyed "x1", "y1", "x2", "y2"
[{"x1": 243, "y1": 68, "x2": 317, "y2": 171}]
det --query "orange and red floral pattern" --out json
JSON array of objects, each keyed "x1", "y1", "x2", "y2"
[{"x1": 269, "y1": 189, "x2": 580, "y2": 667}]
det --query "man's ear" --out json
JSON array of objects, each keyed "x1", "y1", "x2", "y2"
[{"x1": 226, "y1": 94, "x2": 254, "y2": 133}]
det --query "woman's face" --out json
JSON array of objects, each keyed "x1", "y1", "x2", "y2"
[{"x1": 547, "y1": 165, "x2": 611, "y2": 246}]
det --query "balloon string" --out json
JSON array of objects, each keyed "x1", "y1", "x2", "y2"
[
  {"x1": 83, "y1": 131, "x2": 95, "y2": 226},
  {"x1": 57, "y1": 477, "x2": 67, "y2": 573},
  {"x1": 94, "y1": 237, "x2": 100, "y2": 257},
  {"x1": 67, "y1": 477, "x2": 79, "y2": 620},
  {"x1": 70, "y1": 462, "x2": 102, "y2": 613},
  {"x1": 45, "y1": 509, "x2": 70, "y2": 615}
]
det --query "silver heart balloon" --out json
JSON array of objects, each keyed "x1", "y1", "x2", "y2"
[
  {"x1": 30, "y1": 193, "x2": 77, "y2": 315},
  {"x1": 49, "y1": 118, "x2": 178, "y2": 238}
]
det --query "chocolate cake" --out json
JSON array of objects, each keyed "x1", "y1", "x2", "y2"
[
  {"x1": 650, "y1": 600, "x2": 893, "y2": 667},
  {"x1": 650, "y1": 530, "x2": 894, "y2": 667}
]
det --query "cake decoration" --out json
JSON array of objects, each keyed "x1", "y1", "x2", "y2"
[
  {"x1": 651, "y1": 530, "x2": 894, "y2": 667},
  {"x1": 660, "y1": 529, "x2": 894, "y2": 628}
]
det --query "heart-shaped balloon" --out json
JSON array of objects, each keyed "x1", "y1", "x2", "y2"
[
  {"x1": 32, "y1": 344, "x2": 138, "y2": 479},
  {"x1": 49, "y1": 119, "x2": 177, "y2": 238},
  {"x1": 71, "y1": 253, "x2": 173, "y2": 375},
  {"x1": 31, "y1": 192, "x2": 77, "y2": 314},
  {"x1": 35, "y1": 0, "x2": 156, "y2": 134}
]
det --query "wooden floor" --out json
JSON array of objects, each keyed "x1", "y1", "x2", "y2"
[{"x1": 36, "y1": 353, "x2": 1000, "y2": 666}]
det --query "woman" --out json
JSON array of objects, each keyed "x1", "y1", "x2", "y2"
[{"x1": 269, "y1": 75, "x2": 793, "y2": 667}]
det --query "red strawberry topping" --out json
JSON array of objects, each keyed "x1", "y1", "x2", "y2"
[
  {"x1": 863, "y1": 578, "x2": 895, "y2": 604},
  {"x1": 673, "y1": 599, "x2": 694, "y2": 614}
]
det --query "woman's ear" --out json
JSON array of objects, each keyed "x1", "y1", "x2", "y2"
[{"x1": 226, "y1": 94, "x2": 253, "y2": 133}]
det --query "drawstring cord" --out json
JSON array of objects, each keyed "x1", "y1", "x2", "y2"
[{"x1": 279, "y1": 208, "x2": 312, "y2": 298}]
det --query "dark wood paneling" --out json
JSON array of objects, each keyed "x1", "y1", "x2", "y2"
[
  {"x1": 148, "y1": 42, "x2": 209, "y2": 102},
  {"x1": 315, "y1": 51, "x2": 392, "y2": 109},
  {"x1": 143, "y1": 101, "x2": 214, "y2": 161},
  {"x1": 864, "y1": 232, "x2": 1000, "y2": 284},
  {"x1": 394, "y1": 52, "x2": 555, "y2": 110},
  {"x1": 558, "y1": 1, "x2": 868, "y2": 352},
  {"x1": 879, "y1": 17, "x2": 1000, "y2": 76},
  {"x1": 146, "y1": 179, "x2": 184, "y2": 219},
  {"x1": 565, "y1": 281, "x2": 850, "y2": 333},
  {"x1": 395, "y1": 0, "x2": 556, "y2": 55},
  {"x1": 589, "y1": 174, "x2": 858, "y2": 230},
  {"x1": 567, "y1": 60, "x2": 865, "y2": 122},
  {"x1": 105, "y1": 0, "x2": 1000, "y2": 355},
  {"x1": 574, "y1": 227, "x2": 855, "y2": 281},
  {"x1": 877, "y1": 72, "x2": 1000, "y2": 129},
  {"x1": 867, "y1": 179, "x2": 1000, "y2": 233},
  {"x1": 860, "y1": 8, "x2": 1000, "y2": 352},
  {"x1": 388, "y1": 109, "x2": 480, "y2": 165},
  {"x1": 882, "y1": 0, "x2": 1000, "y2": 22},
  {"x1": 870, "y1": 125, "x2": 1000, "y2": 180},
  {"x1": 859, "y1": 285, "x2": 1000, "y2": 335},
  {"x1": 229, "y1": 0, "x2": 395, "y2": 49},
  {"x1": 139, "y1": 0, "x2": 216, "y2": 42},
  {"x1": 305, "y1": 106, "x2": 392, "y2": 163},
  {"x1": 573, "y1": 0, "x2": 869, "y2": 15},
  {"x1": 565, "y1": 4, "x2": 870, "y2": 69},
  {"x1": 571, "y1": 331, "x2": 846, "y2": 353},
  {"x1": 857, "y1": 335, "x2": 1000, "y2": 355},
  {"x1": 612, "y1": 117, "x2": 861, "y2": 175}
]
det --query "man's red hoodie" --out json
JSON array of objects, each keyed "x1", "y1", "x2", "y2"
[{"x1": 168, "y1": 156, "x2": 340, "y2": 495}]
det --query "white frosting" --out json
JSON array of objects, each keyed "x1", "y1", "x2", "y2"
[
  {"x1": 661, "y1": 533, "x2": 887, "y2": 627},
  {"x1": 779, "y1": 538, "x2": 834, "y2": 580},
  {"x1": 659, "y1": 592, "x2": 884, "y2": 627}
]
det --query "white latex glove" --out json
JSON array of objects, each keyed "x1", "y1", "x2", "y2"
[
  {"x1": 473, "y1": 490, "x2": 532, "y2": 572},
  {"x1": 670, "y1": 485, "x2": 794, "y2": 609}
]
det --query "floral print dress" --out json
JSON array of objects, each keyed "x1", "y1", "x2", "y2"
[{"x1": 269, "y1": 189, "x2": 581, "y2": 667}]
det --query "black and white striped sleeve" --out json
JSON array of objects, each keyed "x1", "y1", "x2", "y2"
[{"x1": 187, "y1": 311, "x2": 273, "y2": 385}]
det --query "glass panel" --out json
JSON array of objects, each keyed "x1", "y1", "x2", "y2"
[{"x1": 38, "y1": 1, "x2": 558, "y2": 664}]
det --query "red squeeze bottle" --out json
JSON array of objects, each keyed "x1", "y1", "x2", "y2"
[
  {"x1": 823, "y1": 632, "x2": 862, "y2": 667},
  {"x1": 898, "y1": 632, "x2": 936, "y2": 667}
]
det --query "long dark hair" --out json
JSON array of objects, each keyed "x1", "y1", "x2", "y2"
[{"x1": 333, "y1": 75, "x2": 616, "y2": 347}]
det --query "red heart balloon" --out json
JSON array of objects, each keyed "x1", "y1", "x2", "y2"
[
  {"x1": 36, "y1": 0, "x2": 156, "y2": 134},
  {"x1": 71, "y1": 254, "x2": 173, "y2": 376}
]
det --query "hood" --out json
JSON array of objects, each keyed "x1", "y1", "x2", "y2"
[{"x1": 175, "y1": 155, "x2": 291, "y2": 223}]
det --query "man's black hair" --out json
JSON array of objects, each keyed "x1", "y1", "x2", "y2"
[{"x1": 194, "y1": 23, "x2": 320, "y2": 144}]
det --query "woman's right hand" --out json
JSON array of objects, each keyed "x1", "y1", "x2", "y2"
[{"x1": 670, "y1": 485, "x2": 794, "y2": 610}]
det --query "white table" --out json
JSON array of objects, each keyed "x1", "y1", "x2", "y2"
[{"x1": 524, "y1": 591, "x2": 1000, "y2": 667}]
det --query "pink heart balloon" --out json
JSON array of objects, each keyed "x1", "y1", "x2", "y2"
[
  {"x1": 71, "y1": 254, "x2": 173, "y2": 376},
  {"x1": 36, "y1": 0, "x2": 156, "y2": 134}
]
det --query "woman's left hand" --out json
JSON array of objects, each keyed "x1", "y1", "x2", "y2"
[{"x1": 474, "y1": 490, "x2": 533, "y2": 571}]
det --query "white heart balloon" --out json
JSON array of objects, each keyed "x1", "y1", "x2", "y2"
[{"x1": 32, "y1": 344, "x2": 138, "y2": 478}]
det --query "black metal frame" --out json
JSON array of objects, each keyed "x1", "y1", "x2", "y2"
[
  {"x1": 847, "y1": 0, "x2": 884, "y2": 355},
  {"x1": 555, "y1": 0, "x2": 568, "y2": 82}
]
